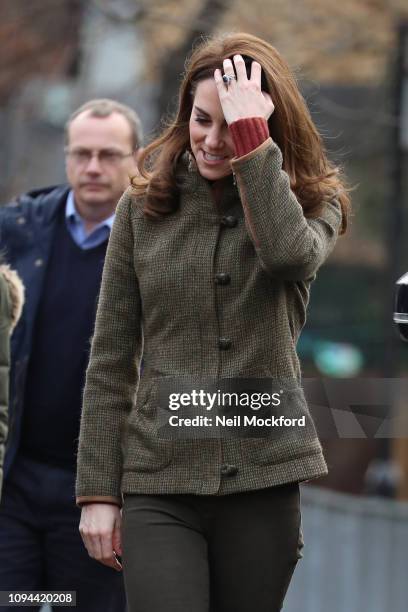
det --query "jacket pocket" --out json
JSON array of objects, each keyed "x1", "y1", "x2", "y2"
[
  {"x1": 240, "y1": 384, "x2": 320, "y2": 466},
  {"x1": 122, "y1": 379, "x2": 173, "y2": 473}
]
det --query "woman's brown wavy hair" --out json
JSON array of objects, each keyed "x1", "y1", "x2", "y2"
[{"x1": 132, "y1": 32, "x2": 350, "y2": 233}]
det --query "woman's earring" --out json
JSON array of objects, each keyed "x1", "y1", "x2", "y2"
[{"x1": 187, "y1": 151, "x2": 196, "y2": 173}]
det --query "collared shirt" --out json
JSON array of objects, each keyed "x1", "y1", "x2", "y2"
[{"x1": 65, "y1": 191, "x2": 115, "y2": 250}]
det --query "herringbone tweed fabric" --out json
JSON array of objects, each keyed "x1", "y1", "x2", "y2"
[{"x1": 76, "y1": 138, "x2": 342, "y2": 506}]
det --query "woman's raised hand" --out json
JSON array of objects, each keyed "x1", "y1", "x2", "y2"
[
  {"x1": 79, "y1": 503, "x2": 123, "y2": 571},
  {"x1": 214, "y1": 55, "x2": 275, "y2": 125}
]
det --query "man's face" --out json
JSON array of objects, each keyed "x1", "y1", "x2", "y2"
[{"x1": 65, "y1": 111, "x2": 139, "y2": 214}]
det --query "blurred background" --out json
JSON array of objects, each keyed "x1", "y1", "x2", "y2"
[{"x1": 1, "y1": 1, "x2": 408, "y2": 610}]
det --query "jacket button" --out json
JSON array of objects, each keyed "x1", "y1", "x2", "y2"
[
  {"x1": 34, "y1": 258, "x2": 44, "y2": 267},
  {"x1": 214, "y1": 273, "x2": 231, "y2": 285},
  {"x1": 221, "y1": 464, "x2": 238, "y2": 477},
  {"x1": 221, "y1": 215, "x2": 238, "y2": 228},
  {"x1": 218, "y1": 337, "x2": 232, "y2": 350}
]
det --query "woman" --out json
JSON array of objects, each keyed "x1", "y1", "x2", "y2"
[
  {"x1": 76, "y1": 32, "x2": 350, "y2": 611},
  {"x1": 0, "y1": 263, "x2": 24, "y2": 501}
]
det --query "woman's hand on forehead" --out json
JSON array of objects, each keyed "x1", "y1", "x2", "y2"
[{"x1": 214, "y1": 54, "x2": 275, "y2": 125}]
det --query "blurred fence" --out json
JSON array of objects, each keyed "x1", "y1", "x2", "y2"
[{"x1": 285, "y1": 485, "x2": 408, "y2": 612}]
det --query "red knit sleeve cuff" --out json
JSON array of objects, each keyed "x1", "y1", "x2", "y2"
[{"x1": 229, "y1": 117, "x2": 269, "y2": 157}]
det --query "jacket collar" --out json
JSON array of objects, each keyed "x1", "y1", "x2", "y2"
[
  {"x1": 176, "y1": 151, "x2": 242, "y2": 218},
  {"x1": 20, "y1": 184, "x2": 71, "y2": 224}
]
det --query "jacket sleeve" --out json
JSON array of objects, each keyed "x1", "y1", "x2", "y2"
[
  {"x1": 0, "y1": 273, "x2": 11, "y2": 500},
  {"x1": 76, "y1": 190, "x2": 142, "y2": 507},
  {"x1": 231, "y1": 137, "x2": 343, "y2": 281}
]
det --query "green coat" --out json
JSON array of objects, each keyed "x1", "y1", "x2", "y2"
[
  {"x1": 76, "y1": 138, "x2": 342, "y2": 506},
  {"x1": 0, "y1": 264, "x2": 24, "y2": 498}
]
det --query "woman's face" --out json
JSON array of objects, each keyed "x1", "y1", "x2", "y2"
[{"x1": 189, "y1": 78, "x2": 235, "y2": 181}]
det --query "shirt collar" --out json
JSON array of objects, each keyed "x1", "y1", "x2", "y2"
[{"x1": 65, "y1": 190, "x2": 115, "y2": 231}]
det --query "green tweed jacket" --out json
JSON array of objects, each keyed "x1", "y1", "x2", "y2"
[{"x1": 76, "y1": 138, "x2": 342, "y2": 506}]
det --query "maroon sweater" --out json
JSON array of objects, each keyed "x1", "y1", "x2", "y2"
[{"x1": 229, "y1": 117, "x2": 269, "y2": 157}]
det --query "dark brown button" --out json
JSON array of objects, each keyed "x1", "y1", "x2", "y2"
[
  {"x1": 218, "y1": 337, "x2": 232, "y2": 350},
  {"x1": 221, "y1": 464, "x2": 238, "y2": 477},
  {"x1": 221, "y1": 215, "x2": 238, "y2": 228},
  {"x1": 214, "y1": 273, "x2": 231, "y2": 285}
]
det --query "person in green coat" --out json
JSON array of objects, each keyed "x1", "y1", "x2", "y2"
[
  {"x1": 77, "y1": 32, "x2": 351, "y2": 612},
  {"x1": 0, "y1": 263, "x2": 24, "y2": 500}
]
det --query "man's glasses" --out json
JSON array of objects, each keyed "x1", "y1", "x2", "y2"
[{"x1": 65, "y1": 148, "x2": 134, "y2": 166}]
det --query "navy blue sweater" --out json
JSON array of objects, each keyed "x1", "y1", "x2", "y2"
[{"x1": 20, "y1": 207, "x2": 108, "y2": 469}]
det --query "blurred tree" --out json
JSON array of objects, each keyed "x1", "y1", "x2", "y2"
[
  {"x1": 156, "y1": 0, "x2": 230, "y2": 119},
  {"x1": 0, "y1": 0, "x2": 82, "y2": 105}
]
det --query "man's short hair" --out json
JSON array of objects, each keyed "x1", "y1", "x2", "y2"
[{"x1": 65, "y1": 98, "x2": 143, "y2": 150}]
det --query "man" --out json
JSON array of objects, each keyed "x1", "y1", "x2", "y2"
[{"x1": 0, "y1": 99, "x2": 142, "y2": 611}]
